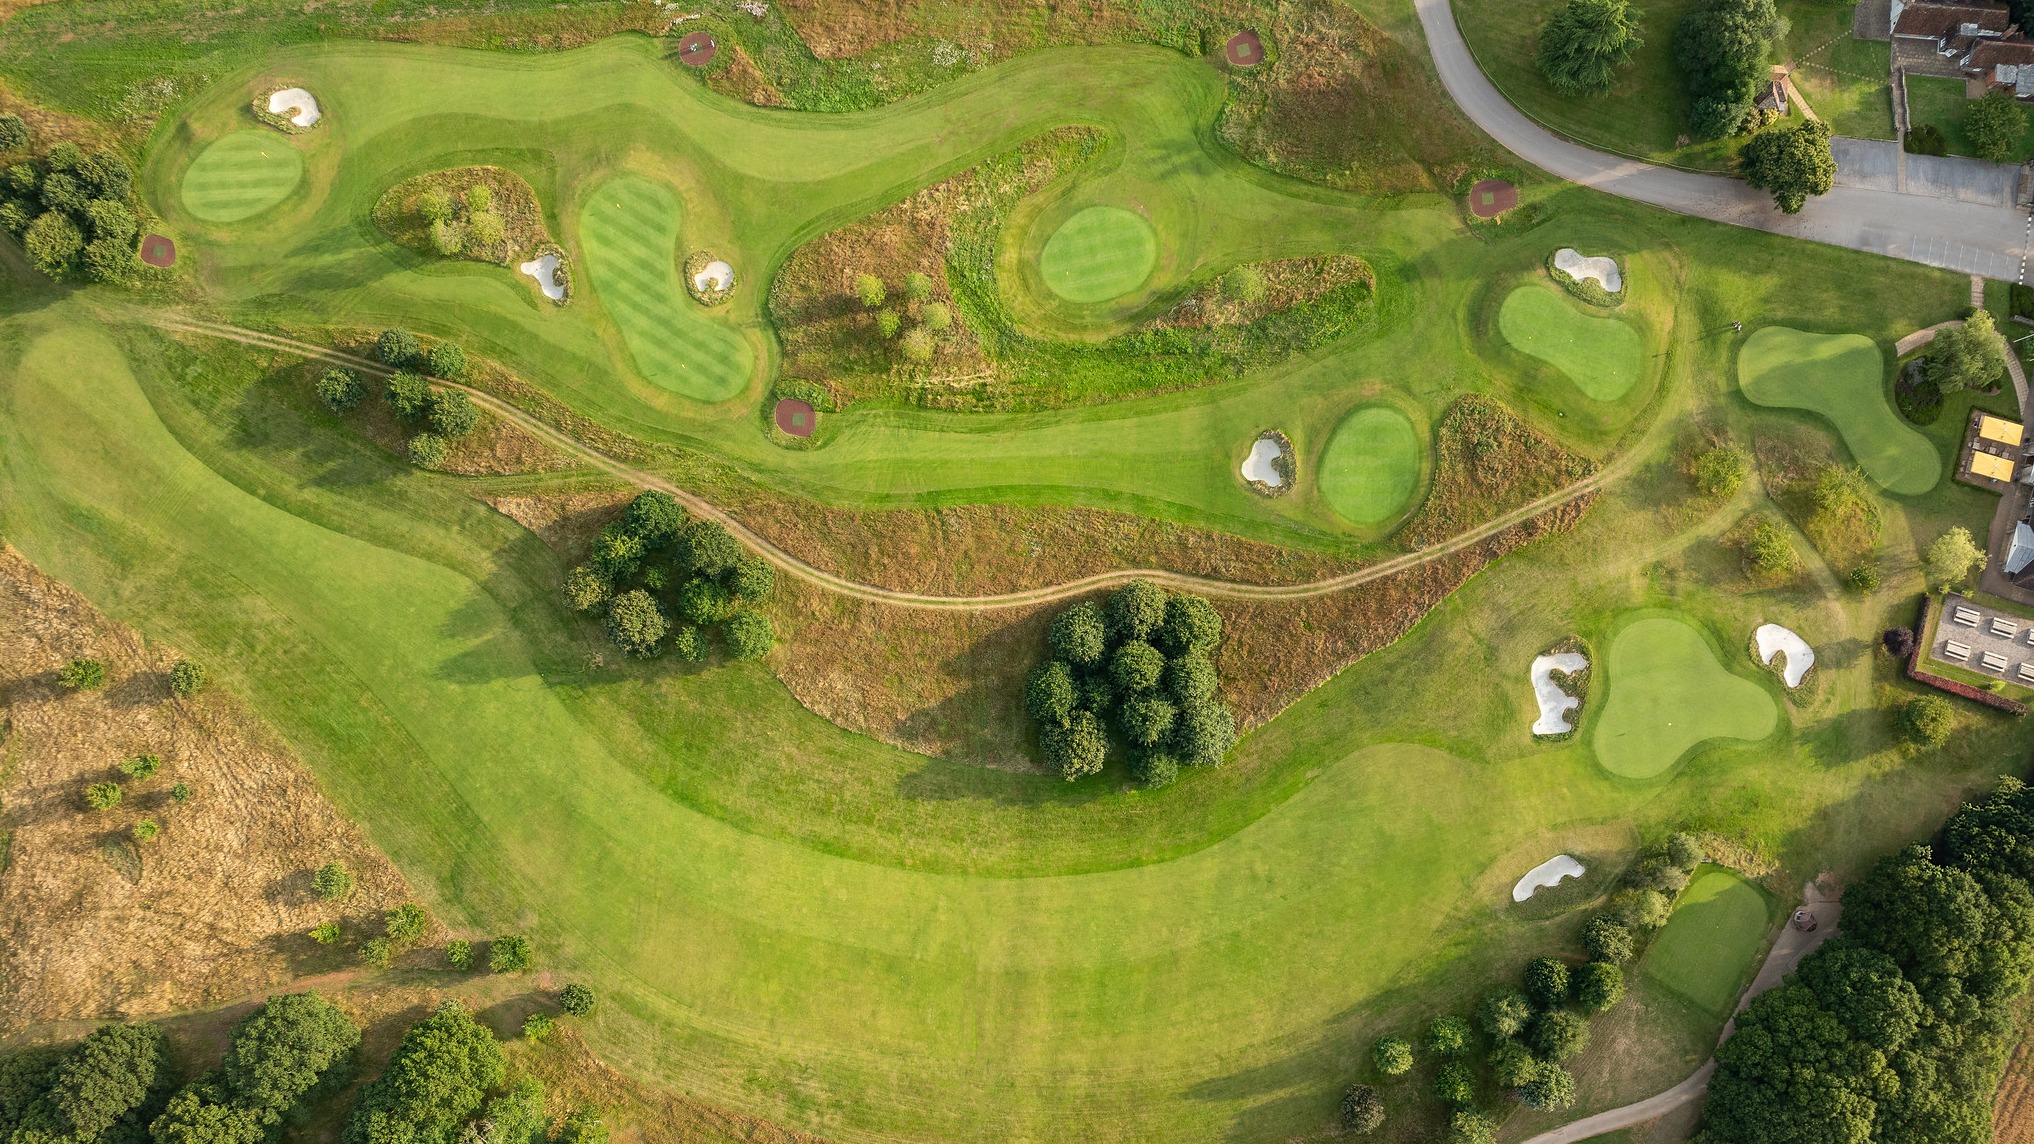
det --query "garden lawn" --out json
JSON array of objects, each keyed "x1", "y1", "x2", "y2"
[
  {"x1": 1738, "y1": 325, "x2": 1941, "y2": 494},
  {"x1": 578, "y1": 173, "x2": 752, "y2": 403},
  {"x1": 1498, "y1": 286, "x2": 1645, "y2": 402},
  {"x1": 1639, "y1": 866, "x2": 1773, "y2": 1018},
  {"x1": 1907, "y1": 74, "x2": 2034, "y2": 161},
  {"x1": 1776, "y1": 0, "x2": 1895, "y2": 140},
  {"x1": 1037, "y1": 205, "x2": 1159, "y2": 303},
  {"x1": 1317, "y1": 405, "x2": 1423, "y2": 525},
  {"x1": 1592, "y1": 616, "x2": 1778, "y2": 779},
  {"x1": 179, "y1": 131, "x2": 305, "y2": 222}
]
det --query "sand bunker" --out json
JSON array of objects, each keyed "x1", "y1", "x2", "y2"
[
  {"x1": 1754, "y1": 623, "x2": 1815, "y2": 688},
  {"x1": 1241, "y1": 437, "x2": 1285, "y2": 487},
  {"x1": 1531, "y1": 651, "x2": 1588, "y2": 735},
  {"x1": 1554, "y1": 248, "x2": 1621, "y2": 292},
  {"x1": 1513, "y1": 854, "x2": 1586, "y2": 902},
  {"x1": 692, "y1": 260, "x2": 734, "y2": 292},
  {"x1": 520, "y1": 253, "x2": 566, "y2": 301},
  {"x1": 266, "y1": 87, "x2": 321, "y2": 128}
]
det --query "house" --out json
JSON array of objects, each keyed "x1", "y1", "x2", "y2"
[
  {"x1": 1755, "y1": 81, "x2": 1790, "y2": 114},
  {"x1": 1890, "y1": 0, "x2": 2034, "y2": 92}
]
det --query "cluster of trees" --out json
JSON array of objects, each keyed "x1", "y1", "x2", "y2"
[
  {"x1": 1965, "y1": 89, "x2": 2028, "y2": 164},
  {"x1": 1345, "y1": 835, "x2": 1706, "y2": 1137},
  {"x1": 154, "y1": 992, "x2": 362, "y2": 1144},
  {"x1": 1697, "y1": 778, "x2": 2034, "y2": 1142},
  {"x1": 1023, "y1": 582, "x2": 1235, "y2": 784},
  {"x1": 416, "y1": 184, "x2": 506, "y2": 260},
  {"x1": 563, "y1": 490, "x2": 776, "y2": 662},
  {"x1": 305, "y1": 862, "x2": 531, "y2": 974},
  {"x1": 343, "y1": 1002, "x2": 608, "y2": 1144},
  {"x1": 0, "y1": 121, "x2": 146, "y2": 284},
  {"x1": 0, "y1": 1023, "x2": 172, "y2": 1144},
  {"x1": 1674, "y1": 0, "x2": 1782, "y2": 140},
  {"x1": 1739, "y1": 119, "x2": 1836, "y2": 214},
  {"x1": 1927, "y1": 310, "x2": 2009, "y2": 398},
  {"x1": 1537, "y1": 0, "x2": 1644, "y2": 96},
  {"x1": 853, "y1": 270, "x2": 955, "y2": 364},
  {"x1": 315, "y1": 329, "x2": 477, "y2": 469}
]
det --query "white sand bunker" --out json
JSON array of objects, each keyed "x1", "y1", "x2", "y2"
[
  {"x1": 1554, "y1": 248, "x2": 1621, "y2": 292},
  {"x1": 520, "y1": 253, "x2": 565, "y2": 301},
  {"x1": 1514, "y1": 854, "x2": 1586, "y2": 902},
  {"x1": 1242, "y1": 437, "x2": 1286, "y2": 487},
  {"x1": 1755, "y1": 623, "x2": 1815, "y2": 688},
  {"x1": 267, "y1": 87, "x2": 321, "y2": 127},
  {"x1": 692, "y1": 260, "x2": 734, "y2": 292},
  {"x1": 1531, "y1": 651, "x2": 1588, "y2": 735}
]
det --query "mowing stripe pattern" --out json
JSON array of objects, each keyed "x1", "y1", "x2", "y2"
[{"x1": 181, "y1": 132, "x2": 305, "y2": 223}]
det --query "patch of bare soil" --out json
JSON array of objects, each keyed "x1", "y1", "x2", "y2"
[{"x1": 0, "y1": 544, "x2": 413, "y2": 1032}]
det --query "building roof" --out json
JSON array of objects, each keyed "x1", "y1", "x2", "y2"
[
  {"x1": 2010, "y1": 521, "x2": 2034, "y2": 575},
  {"x1": 1970, "y1": 451, "x2": 2017, "y2": 481},
  {"x1": 1973, "y1": 40, "x2": 2034, "y2": 69},
  {"x1": 1895, "y1": 2, "x2": 2011, "y2": 37},
  {"x1": 1980, "y1": 413, "x2": 2026, "y2": 445}
]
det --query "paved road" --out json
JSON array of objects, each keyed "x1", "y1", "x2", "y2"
[{"x1": 1413, "y1": 0, "x2": 2033, "y2": 280}]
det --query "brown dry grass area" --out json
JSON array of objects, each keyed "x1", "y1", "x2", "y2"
[
  {"x1": 777, "y1": 0, "x2": 1159, "y2": 58},
  {"x1": 702, "y1": 43, "x2": 788, "y2": 107},
  {"x1": 0, "y1": 544, "x2": 414, "y2": 1033},
  {"x1": 307, "y1": 359, "x2": 574, "y2": 478},
  {"x1": 1149, "y1": 255, "x2": 1373, "y2": 330},
  {"x1": 1997, "y1": 999, "x2": 2034, "y2": 1144},
  {"x1": 1401, "y1": 393, "x2": 1596, "y2": 547},
  {"x1": 399, "y1": 1, "x2": 668, "y2": 53},
  {"x1": 1753, "y1": 428, "x2": 1880, "y2": 574},
  {"x1": 0, "y1": 79, "x2": 127, "y2": 154},
  {"x1": 484, "y1": 489, "x2": 635, "y2": 560},
  {"x1": 370, "y1": 165, "x2": 553, "y2": 266}
]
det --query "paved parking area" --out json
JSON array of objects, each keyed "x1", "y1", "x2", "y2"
[{"x1": 1932, "y1": 592, "x2": 2034, "y2": 682}]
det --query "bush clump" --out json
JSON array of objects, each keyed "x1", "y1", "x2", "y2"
[
  {"x1": 0, "y1": 137, "x2": 145, "y2": 282},
  {"x1": 564, "y1": 492, "x2": 780, "y2": 665},
  {"x1": 168, "y1": 659, "x2": 209, "y2": 698}
]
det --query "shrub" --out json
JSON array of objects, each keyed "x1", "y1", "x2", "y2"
[
  {"x1": 1049, "y1": 603, "x2": 1107, "y2": 665},
  {"x1": 558, "y1": 984, "x2": 595, "y2": 1017},
  {"x1": 1426, "y1": 1015, "x2": 1472, "y2": 1056},
  {"x1": 59, "y1": 658, "x2": 104, "y2": 690},
  {"x1": 1478, "y1": 990, "x2": 1533, "y2": 1038},
  {"x1": 903, "y1": 271, "x2": 933, "y2": 301},
  {"x1": 1106, "y1": 581, "x2": 1168, "y2": 641},
  {"x1": 1040, "y1": 709, "x2": 1108, "y2": 780},
  {"x1": 1339, "y1": 1083, "x2": 1384, "y2": 1133},
  {"x1": 0, "y1": 198, "x2": 30, "y2": 235},
  {"x1": 563, "y1": 566, "x2": 611, "y2": 612},
  {"x1": 676, "y1": 578, "x2": 732, "y2": 626},
  {"x1": 1847, "y1": 563, "x2": 1881, "y2": 594},
  {"x1": 1222, "y1": 264, "x2": 1267, "y2": 302},
  {"x1": 1489, "y1": 1039, "x2": 1540, "y2": 1089},
  {"x1": 1693, "y1": 442, "x2": 1750, "y2": 496},
  {"x1": 427, "y1": 389, "x2": 479, "y2": 438},
  {"x1": 1743, "y1": 517, "x2": 1798, "y2": 576},
  {"x1": 1582, "y1": 915, "x2": 1635, "y2": 963},
  {"x1": 85, "y1": 782, "x2": 122, "y2": 810},
  {"x1": 0, "y1": 113, "x2": 24, "y2": 151},
  {"x1": 1575, "y1": 961, "x2": 1627, "y2": 1012},
  {"x1": 1527, "y1": 1010, "x2": 1590, "y2": 1061},
  {"x1": 1132, "y1": 750, "x2": 1180, "y2": 788},
  {"x1": 384, "y1": 371, "x2": 430, "y2": 419},
  {"x1": 313, "y1": 862, "x2": 354, "y2": 901},
  {"x1": 724, "y1": 610, "x2": 776, "y2": 659},
  {"x1": 341, "y1": 1001, "x2": 503, "y2": 1144},
  {"x1": 1110, "y1": 641, "x2": 1166, "y2": 694},
  {"x1": 855, "y1": 273, "x2": 886, "y2": 308},
  {"x1": 385, "y1": 903, "x2": 428, "y2": 948},
  {"x1": 120, "y1": 754, "x2": 160, "y2": 780},
  {"x1": 1448, "y1": 1110, "x2": 1497, "y2": 1144},
  {"x1": 1929, "y1": 310, "x2": 2009, "y2": 394},
  {"x1": 1906, "y1": 122, "x2": 1948, "y2": 155},
  {"x1": 1665, "y1": 832, "x2": 1704, "y2": 869},
  {"x1": 921, "y1": 301, "x2": 953, "y2": 331},
  {"x1": 671, "y1": 625, "x2": 708, "y2": 662},
  {"x1": 877, "y1": 309, "x2": 901, "y2": 338},
  {"x1": 1163, "y1": 654, "x2": 1218, "y2": 706},
  {"x1": 416, "y1": 191, "x2": 451, "y2": 224},
  {"x1": 316, "y1": 369, "x2": 365, "y2": 412},
  {"x1": 1738, "y1": 118, "x2": 1835, "y2": 213},
  {"x1": 1026, "y1": 661, "x2": 1078, "y2": 726},
  {"x1": 1899, "y1": 694, "x2": 1954, "y2": 747},
  {"x1": 446, "y1": 940, "x2": 473, "y2": 971},
  {"x1": 1372, "y1": 1035, "x2": 1413, "y2": 1076},
  {"x1": 429, "y1": 220, "x2": 462, "y2": 256},
  {"x1": 1615, "y1": 888, "x2": 1673, "y2": 930},
  {"x1": 406, "y1": 433, "x2": 448, "y2": 469},
  {"x1": 605, "y1": 590, "x2": 668, "y2": 658},
  {"x1": 170, "y1": 783, "x2": 191, "y2": 803},
  {"x1": 553, "y1": 1108, "x2": 609, "y2": 1144},
  {"x1": 1520, "y1": 1062, "x2": 1577, "y2": 1110},
  {"x1": 1119, "y1": 695, "x2": 1177, "y2": 746},
  {"x1": 899, "y1": 327, "x2": 935, "y2": 362},
  {"x1": 679, "y1": 519, "x2": 742, "y2": 577},
  {"x1": 376, "y1": 328, "x2": 421, "y2": 367},
  {"x1": 425, "y1": 342, "x2": 468, "y2": 380},
  {"x1": 727, "y1": 555, "x2": 775, "y2": 600},
  {"x1": 1524, "y1": 957, "x2": 1571, "y2": 1007},
  {"x1": 1966, "y1": 88, "x2": 2027, "y2": 163},
  {"x1": 467, "y1": 212, "x2": 505, "y2": 248},
  {"x1": 464, "y1": 185, "x2": 492, "y2": 213},
  {"x1": 521, "y1": 1013, "x2": 554, "y2": 1041},
  {"x1": 131, "y1": 819, "x2": 158, "y2": 843},
  {"x1": 360, "y1": 937, "x2": 392, "y2": 969},
  {"x1": 310, "y1": 922, "x2": 341, "y2": 945},
  {"x1": 1433, "y1": 1060, "x2": 1476, "y2": 1106},
  {"x1": 489, "y1": 935, "x2": 532, "y2": 973},
  {"x1": 221, "y1": 991, "x2": 361, "y2": 1114}
]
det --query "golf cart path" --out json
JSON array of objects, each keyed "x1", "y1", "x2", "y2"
[
  {"x1": 143, "y1": 312, "x2": 1621, "y2": 611},
  {"x1": 1515, "y1": 883, "x2": 1841, "y2": 1144},
  {"x1": 1414, "y1": 0, "x2": 2032, "y2": 281}
]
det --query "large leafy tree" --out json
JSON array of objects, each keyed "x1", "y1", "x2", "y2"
[
  {"x1": 1927, "y1": 310, "x2": 2007, "y2": 394},
  {"x1": 1739, "y1": 118, "x2": 1835, "y2": 213},
  {"x1": 341, "y1": 1003, "x2": 503, "y2": 1144},
  {"x1": 1538, "y1": 0, "x2": 1645, "y2": 95},
  {"x1": 221, "y1": 992, "x2": 361, "y2": 1116},
  {"x1": 1676, "y1": 0, "x2": 1781, "y2": 138},
  {"x1": 1965, "y1": 89, "x2": 2027, "y2": 163}
]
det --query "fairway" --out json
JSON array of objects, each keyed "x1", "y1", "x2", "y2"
[
  {"x1": 578, "y1": 174, "x2": 752, "y2": 402},
  {"x1": 1318, "y1": 405, "x2": 1422, "y2": 525},
  {"x1": 1737, "y1": 326, "x2": 1940, "y2": 495},
  {"x1": 1497, "y1": 286, "x2": 1644, "y2": 401},
  {"x1": 1592, "y1": 616, "x2": 1777, "y2": 779},
  {"x1": 1640, "y1": 867, "x2": 1771, "y2": 1017},
  {"x1": 180, "y1": 131, "x2": 305, "y2": 222},
  {"x1": 1038, "y1": 205, "x2": 1159, "y2": 303}
]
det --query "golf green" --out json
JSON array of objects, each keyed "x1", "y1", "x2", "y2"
[
  {"x1": 1592, "y1": 617, "x2": 1777, "y2": 779},
  {"x1": 180, "y1": 131, "x2": 305, "y2": 222},
  {"x1": 1038, "y1": 205, "x2": 1159, "y2": 303},
  {"x1": 1318, "y1": 405, "x2": 1422, "y2": 526},
  {"x1": 578, "y1": 174, "x2": 752, "y2": 402},
  {"x1": 1497, "y1": 286, "x2": 1644, "y2": 401},
  {"x1": 1737, "y1": 326, "x2": 1940, "y2": 495},
  {"x1": 1640, "y1": 867, "x2": 1771, "y2": 1017}
]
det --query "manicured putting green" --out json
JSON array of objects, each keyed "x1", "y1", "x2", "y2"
[
  {"x1": 578, "y1": 174, "x2": 752, "y2": 402},
  {"x1": 1592, "y1": 616, "x2": 1777, "y2": 779},
  {"x1": 1038, "y1": 205, "x2": 1158, "y2": 303},
  {"x1": 1319, "y1": 405, "x2": 1422, "y2": 525},
  {"x1": 1497, "y1": 286, "x2": 1644, "y2": 401},
  {"x1": 180, "y1": 131, "x2": 305, "y2": 222},
  {"x1": 1738, "y1": 326, "x2": 1940, "y2": 495},
  {"x1": 1640, "y1": 867, "x2": 1771, "y2": 1018}
]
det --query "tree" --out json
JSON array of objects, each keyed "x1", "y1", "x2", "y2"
[
  {"x1": 1793, "y1": 939, "x2": 1922, "y2": 1050},
  {"x1": 427, "y1": 389, "x2": 478, "y2": 438},
  {"x1": 1524, "y1": 956, "x2": 1571, "y2": 1008},
  {"x1": 1120, "y1": 695, "x2": 1177, "y2": 747},
  {"x1": 220, "y1": 991, "x2": 361, "y2": 1114},
  {"x1": 1739, "y1": 118, "x2": 1835, "y2": 213},
  {"x1": 1110, "y1": 641, "x2": 1165, "y2": 694},
  {"x1": 855, "y1": 274, "x2": 886, "y2": 308},
  {"x1": 59, "y1": 658, "x2": 104, "y2": 690},
  {"x1": 385, "y1": 903, "x2": 428, "y2": 949},
  {"x1": 425, "y1": 342, "x2": 467, "y2": 380},
  {"x1": 1049, "y1": 603, "x2": 1107, "y2": 665},
  {"x1": 1527, "y1": 1010, "x2": 1590, "y2": 1060},
  {"x1": 1338, "y1": 1084, "x2": 1384, "y2": 1133},
  {"x1": 1943, "y1": 777, "x2": 2034, "y2": 883},
  {"x1": 121, "y1": 754, "x2": 161, "y2": 780},
  {"x1": 1025, "y1": 661, "x2": 1078, "y2": 726},
  {"x1": 1966, "y1": 89, "x2": 2027, "y2": 163},
  {"x1": 727, "y1": 555, "x2": 774, "y2": 600},
  {"x1": 1172, "y1": 701, "x2": 1237, "y2": 767},
  {"x1": 478, "y1": 1076, "x2": 546, "y2": 1144},
  {"x1": 31, "y1": 1022, "x2": 170, "y2": 1143},
  {"x1": 1520, "y1": 1062, "x2": 1577, "y2": 1110},
  {"x1": 316, "y1": 369, "x2": 365, "y2": 412},
  {"x1": 24, "y1": 211, "x2": 83, "y2": 277},
  {"x1": 1041, "y1": 710, "x2": 1107, "y2": 780},
  {"x1": 1614, "y1": 888, "x2": 1673, "y2": 929},
  {"x1": 0, "y1": 1048, "x2": 62, "y2": 1137},
  {"x1": 1158, "y1": 595, "x2": 1223, "y2": 654},
  {"x1": 899, "y1": 327, "x2": 934, "y2": 362},
  {"x1": 1105, "y1": 581, "x2": 1168, "y2": 641},
  {"x1": 604, "y1": 590, "x2": 668, "y2": 658},
  {"x1": 1927, "y1": 310, "x2": 2008, "y2": 394},
  {"x1": 1538, "y1": 0, "x2": 1644, "y2": 94},
  {"x1": 563, "y1": 566, "x2": 610, "y2": 612},
  {"x1": 1372, "y1": 1035, "x2": 1413, "y2": 1076},
  {"x1": 676, "y1": 578, "x2": 731, "y2": 626},
  {"x1": 384, "y1": 371, "x2": 430, "y2": 419},
  {"x1": 1478, "y1": 990, "x2": 1534, "y2": 1038},
  {"x1": 723, "y1": 610, "x2": 776, "y2": 660},
  {"x1": 1163, "y1": 655, "x2": 1217, "y2": 706},
  {"x1": 489, "y1": 936, "x2": 533, "y2": 973},
  {"x1": 558, "y1": 984, "x2": 595, "y2": 1017},
  {"x1": 0, "y1": 114, "x2": 26, "y2": 151},
  {"x1": 1923, "y1": 526, "x2": 1986, "y2": 588},
  {"x1": 416, "y1": 191, "x2": 451, "y2": 224},
  {"x1": 445, "y1": 941, "x2": 472, "y2": 971},
  {"x1": 1489, "y1": 1039, "x2": 1540, "y2": 1089},
  {"x1": 467, "y1": 212, "x2": 505, "y2": 248},
  {"x1": 1426, "y1": 1015, "x2": 1472, "y2": 1056},
  {"x1": 1447, "y1": 1110, "x2": 1497, "y2": 1144},
  {"x1": 407, "y1": 434, "x2": 448, "y2": 469},
  {"x1": 313, "y1": 862, "x2": 354, "y2": 902},
  {"x1": 341, "y1": 1002, "x2": 503, "y2": 1144},
  {"x1": 376, "y1": 328, "x2": 421, "y2": 368},
  {"x1": 83, "y1": 237, "x2": 138, "y2": 284},
  {"x1": 671, "y1": 625, "x2": 708, "y2": 662},
  {"x1": 148, "y1": 1081, "x2": 262, "y2": 1144},
  {"x1": 132, "y1": 819, "x2": 159, "y2": 843},
  {"x1": 1433, "y1": 1060, "x2": 1476, "y2": 1106},
  {"x1": 553, "y1": 1107, "x2": 609, "y2": 1144},
  {"x1": 1840, "y1": 845, "x2": 2006, "y2": 992},
  {"x1": 620, "y1": 491, "x2": 687, "y2": 549},
  {"x1": 1582, "y1": 916, "x2": 1635, "y2": 963},
  {"x1": 1575, "y1": 961, "x2": 1626, "y2": 1012},
  {"x1": 679, "y1": 519, "x2": 742, "y2": 577},
  {"x1": 310, "y1": 923, "x2": 341, "y2": 945},
  {"x1": 85, "y1": 782, "x2": 122, "y2": 810},
  {"x1": 1132, "y1": 749, "x2": 1180, "y2": 788},
  {"x1": 590, "y1": 524, "x2": 645, "y2": 582},
  {"x1": 85, "y1": 199, "x2": 137, "y2": 244}
]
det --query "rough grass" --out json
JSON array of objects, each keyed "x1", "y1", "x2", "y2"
[
  {"x1": 1907, "y1": 74, "x2": 2034, "y2": 162},
  {"x1": 1498, "y1": 285, "x2": 1646, "y2": 402},
  {"x1": 1637, "y1": 866, "x2": 1772, "y2": 1018},
  {"x1": 1318, "y1": 404, "x2": 1423, "y2": 526},
  {"x1": 1777, "y1": 0, "x2": 1894, "y2": 140},
  {"x1": 1591, "y1": 616, "x2": 1780, "y2": 779},
  {"x1": 371, "y1": 165, "x2": 553, "y2": 267},
  {"x1": 1737, "y1": 325, "x2": 1941, "y2": 495},
  {"x1": 179, "y1": 130, "x2": 305, "y2": 222}
]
